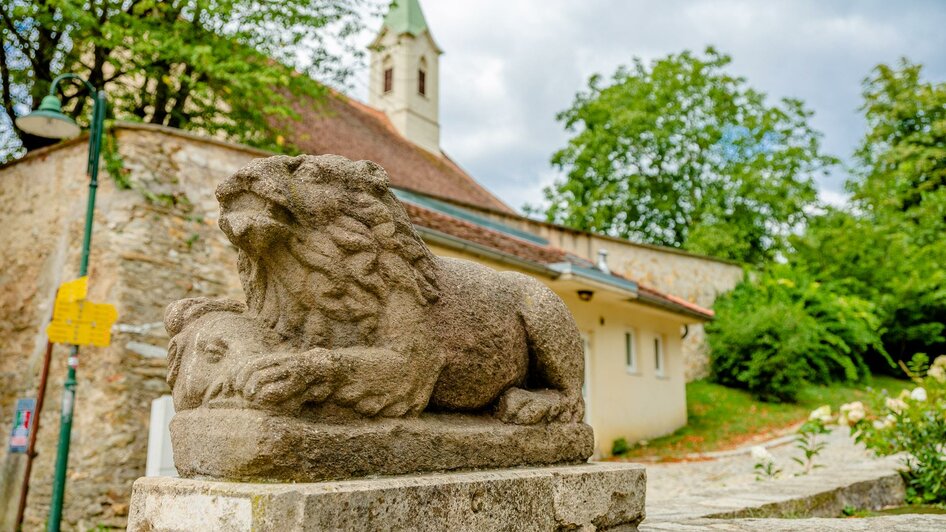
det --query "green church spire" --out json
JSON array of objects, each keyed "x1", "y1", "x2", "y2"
[{"x1": 382, "y1": 0, "x2": 429, "y2": 36}]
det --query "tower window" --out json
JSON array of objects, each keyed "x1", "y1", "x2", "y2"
[
  {"x1": 418, "y1": 69, "x2": 426, "y2": 96},
  {"x1": 383, "y1": 68, "x2": 393, "y2": 93}
]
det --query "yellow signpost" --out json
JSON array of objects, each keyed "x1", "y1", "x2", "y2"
[{"x1": 46, "y1": 277, "x2": 117, "y2": 347}]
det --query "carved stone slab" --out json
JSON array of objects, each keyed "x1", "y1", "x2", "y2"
[{"x1": 171, "y1": 409, "x2": 593, "y2": 482}]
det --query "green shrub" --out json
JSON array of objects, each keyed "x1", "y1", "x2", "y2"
[
  {"x1": 708, "y1": 266, "x2": 890, "y2": 402},
  {"x1": 844, "y1": 354, "x2": 946, "y2": 504},
  {"x1": 611, "y1": 437, "x2": 630, "y2": 456}
]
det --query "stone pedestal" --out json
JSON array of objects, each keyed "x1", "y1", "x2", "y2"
[
  {"x1": 127, "y1": 463, "x2": 646, "y2": 531},
  {"x1": 171, "y1": 409, "x2": 594, "y2": 482}
]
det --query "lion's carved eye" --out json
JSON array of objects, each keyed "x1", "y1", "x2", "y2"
[{"x1": 204, "y1": 338, "x2": 229, "y2": 363}]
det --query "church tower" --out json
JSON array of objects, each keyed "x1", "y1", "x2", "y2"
[{"x1": 369, "y1": 0, "x2": 443, "y2": 154}]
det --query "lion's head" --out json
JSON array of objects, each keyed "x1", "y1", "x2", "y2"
[{"x1": 216, "y1": 154, "x2": 441, "y2": 349}]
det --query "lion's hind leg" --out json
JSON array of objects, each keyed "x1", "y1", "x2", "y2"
[{"x1": 494, "y1": 274, "x2": 586, "y2": 425}]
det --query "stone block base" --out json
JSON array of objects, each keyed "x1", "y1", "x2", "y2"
[
  {"x1": 127, "y1": 463, "x2": 646, "y2": 531},
  {"x1": 171, "y1": 409, "x2": 594, "y2": 482}
]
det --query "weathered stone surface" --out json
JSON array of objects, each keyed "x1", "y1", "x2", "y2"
[
  {"x1": 127, "y1": 463, "x2": 646, "y2": 531},
  {"x1": 172, "y1": 409, "x2": 592, "y2": 481},
  {"x1": 164, "y1": 154, "x2": 592, "y2": 481}
]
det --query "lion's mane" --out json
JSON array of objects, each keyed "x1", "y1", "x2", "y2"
[{"x1": 217, "y1": 155, "x2": 441, "y2": 349}]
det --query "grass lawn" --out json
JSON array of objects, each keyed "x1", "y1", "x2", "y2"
[{"x1": 614, "y1": 376, "x2": 913, "y2": 461}]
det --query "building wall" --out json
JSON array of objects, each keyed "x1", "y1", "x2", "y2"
[
  {"x1": 427, "y1": 244, "x2": 690, "y2": 456},
  {"x1": 0, "y1": 126, "x2": 259, "y2": 531},
  {"x1": 469, "y1": 210, "x2": 746, "y2": 380}
]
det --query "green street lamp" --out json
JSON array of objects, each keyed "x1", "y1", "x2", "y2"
[{"x1": 15, "y1": 73, "x2": 106, "y2": 532}]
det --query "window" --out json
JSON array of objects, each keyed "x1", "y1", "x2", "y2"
[
  {"x1": 654, "y1": 335, "x2": 665, "y2": 377},
  {"x1": 418, "y1": 69, "x2": 427, "y2": 96},
  {"x1": 624, "y1": 331, "x2": 637, "y2": 373},
  {"x1": 383, "y1": 67, "x2": 393, "y2": 93}
]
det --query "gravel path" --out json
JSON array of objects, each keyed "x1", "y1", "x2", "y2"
[
  {"x1": 639, "y1": 428, "x2": 907, "y2": 525},
  {"x1": 646, "y1": 429, "x2": 891, "y2": 502}
]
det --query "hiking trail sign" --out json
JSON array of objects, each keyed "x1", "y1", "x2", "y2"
[{"x1": 46, "y1": 277, "x2": 118, "y2": 347}]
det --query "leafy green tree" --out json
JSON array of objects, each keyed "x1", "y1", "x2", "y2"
[
  {"x1": 852, "y1": 60, "x2": 946, "y2": 212},
  {"x1": 1, "y1": 0, "x2": 372, "y2": 160},
  {"x1": 536, "y1": 47, "x2": 836, "y2": 265},
  {"x1": 791, "y1": 60, "x2": 946, "y2": 365}
]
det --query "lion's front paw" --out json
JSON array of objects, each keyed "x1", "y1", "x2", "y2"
[
  {"x1": 333, "y1": 382, "x2": 429, "y2": 418},
  {"x1": 235, "y1": 351, "x2": 332, "y2": 412},
  {"x1": 496, "y1": 388, "x2": 581, "y2": 424}
]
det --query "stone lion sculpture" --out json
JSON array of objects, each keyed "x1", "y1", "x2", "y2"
[{"x1": 165, "y1": 154, "x2": 593, "y2": 481}]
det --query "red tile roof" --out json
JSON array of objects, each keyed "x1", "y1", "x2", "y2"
[{"x1": 285, "y1": 92, "x2": 513, "y2": 214}]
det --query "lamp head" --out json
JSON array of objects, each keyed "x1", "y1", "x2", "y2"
[{"x1": 14, "y1": 95, "x2": 81, "y2": 139}]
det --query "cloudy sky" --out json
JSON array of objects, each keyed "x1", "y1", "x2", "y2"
[{"x1": 347, "y1": 0, "x2": 946, "y2": 211}]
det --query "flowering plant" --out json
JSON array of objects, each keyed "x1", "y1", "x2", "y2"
[
  {"x1": 844, "y1": 354, "x2": 946, "y2": 504},
  {"x1": 793, "y1": 414, "x2": 831, "y2": 474},
  {"x1": 752, "y1": 445, "x2": 781, "y2": 480}
]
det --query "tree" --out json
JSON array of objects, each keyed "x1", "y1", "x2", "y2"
[
  {"x1": 1, "y1": 0, "x2": 372, "y2": 161},
  {"x1": 852, "y1": 60, "x2": 946, "y2": 212},
  {"x1": 791, "y1": 59, "x2": 946, "y2": 365},
  {"x1": 536, "y1": 48, "x2": 836, "y2": 265}
]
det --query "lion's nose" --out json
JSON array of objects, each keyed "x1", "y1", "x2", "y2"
[{"x1": 221, "y1": 213, "x2": 253, "y2": 240}]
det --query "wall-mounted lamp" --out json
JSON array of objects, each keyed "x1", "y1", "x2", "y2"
[{"x1": 577, "y1": 290, "x2": 594, "y2": 302}]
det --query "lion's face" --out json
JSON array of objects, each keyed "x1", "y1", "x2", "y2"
[{"x1": 215, "y1": 154, "x2": 441, "y2": 348}]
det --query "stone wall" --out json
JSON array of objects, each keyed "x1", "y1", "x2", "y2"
[
  {"x1": 0, "y1": 124, "x2": 259, "y2": 531},
  {"x1": 468, "y1": 210, "x2": 746, "y2": 380}
]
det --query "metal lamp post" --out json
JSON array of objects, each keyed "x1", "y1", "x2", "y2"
[{"x1": 15, "y1": 73, "x2": 106, "y2": 532}]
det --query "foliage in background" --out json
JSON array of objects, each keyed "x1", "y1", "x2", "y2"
[
  {"x1": 707, "y1": 266, "x2": 890, "y2": 402},
  {"x1": 533, "y1": 47, "x2": 836, "y2": 265},
  {"x1": 845, "y1": 354, "x2": 946, "y2": 504},
  {"x1": 1, "y1": 0, "x2": 376, "y2": 162},
  {"x1": 789, "y1": 59, "x2": 946, "y2": 367}
]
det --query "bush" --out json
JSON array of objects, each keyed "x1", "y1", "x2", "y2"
[
  {"x1": 708, "y1": 266, "x2": 890, "y2": 402},
  {"x1": 844, "y1": 354, "x2": 946, "y2": 504},
  {"x1": 611, "y1": 437, "x2": 630, "y2": 456}
]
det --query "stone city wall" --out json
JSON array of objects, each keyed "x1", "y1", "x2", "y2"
[{"x1": 0, "y1": 124, "x2": 258, "y2": 530}]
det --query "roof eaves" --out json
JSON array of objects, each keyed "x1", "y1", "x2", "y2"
[
  {"x1": 636, "y1": 288, "x2": 715, "y2": 322},
  {"x1": 415, "y1": 225, "x2": 559, "y2": 278},
  {"x1": 394, "y1": 188, "x2": 547, "y2": 246},
  {"x1": 548, "y1": 262, "x2": 639, "y2": 295}
]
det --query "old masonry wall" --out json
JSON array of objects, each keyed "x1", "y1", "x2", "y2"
[{"x1": 0, "y1": 125, "x2": 256, "y2": 531}]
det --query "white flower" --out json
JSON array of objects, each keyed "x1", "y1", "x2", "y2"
[
  {"x1": 885, "y1": 397, "x2": 907, "y2": 413},
  {"x1": 933, "y1": 355, "x2": 946, "y2": 369},
  {"x1": 809, "y1": 405, "x2": 833, "y2": 423},
  {"x1": 839, "y1": 401, "x2": 866, "y2": 426},
  {"x1": 872, "y1": 419, "x2": 886, "y2": 430},
  {"x1": 751, "y1": 445, "x2": 773, "y2": 463},
  {"x1": 910, "y1": 387, "x2": 927, "y2": 402},
  {"x1": 928, "y1": 365, "x2": 945, "y2": 383}
]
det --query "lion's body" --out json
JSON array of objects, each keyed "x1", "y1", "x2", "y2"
[{"x1": 165, "y1": 154, "x2": 585, "y2": 424}]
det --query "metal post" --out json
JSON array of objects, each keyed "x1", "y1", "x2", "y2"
[{"x1": 47, "y1": 89, "x2": 106, "y2": 532}]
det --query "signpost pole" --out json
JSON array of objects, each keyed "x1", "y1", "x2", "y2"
[
  {"x1": 14, "y1": 338, "x2": 54, "y2": 531},
  {"x1": 46, "y1": 89, "x2": 106, "y2": 532}
]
